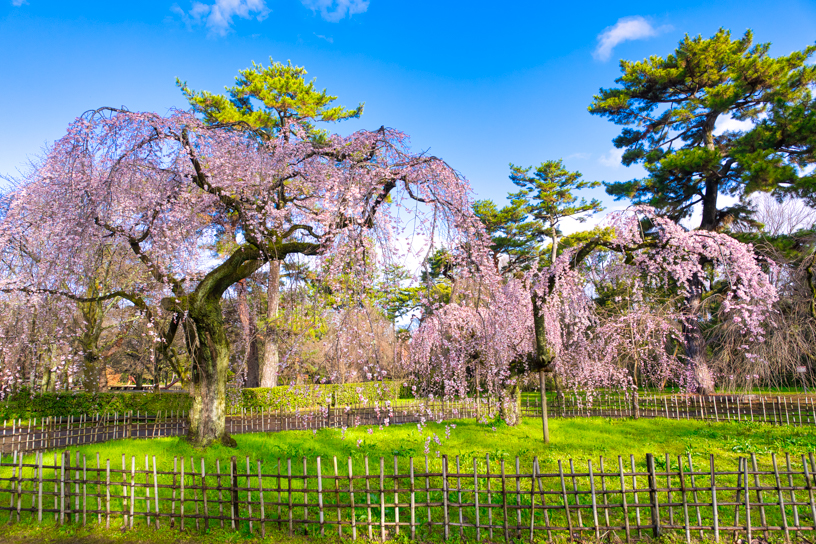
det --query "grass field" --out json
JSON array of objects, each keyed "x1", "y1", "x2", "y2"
[{"x1": 0, "y1": 417, "x2": 814, "y2": 544}]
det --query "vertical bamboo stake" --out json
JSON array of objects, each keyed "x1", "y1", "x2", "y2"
[
  {"x1": 394, "y1": 456, "x2": 400, "y2": 536},
  {"x1": 82, "y1": 455, "x2": 87, "y2": 526},
  {"x1": 599, "y1": 456, "x2": 610, "y2": 529},
  {"x1": 646, "y1": 453, "x2": 660, "y2": 538},
  {"x1": 801, "y1": 454, "x2": 816, "y2": 531},
  {"x1": 678, "y1": 456, "x2": 690, "y2": 544},
  {"x1": 105, "y1": 459, "x2": 110, "y2": 529},
  {"x1": 59, "y1": 452, "x2": 65, "y2": 525},
  {"x1": 771, "y1": 453, "x2": 788, "y2": 541},
  {"x1": 331, "y1": 457, "x2": 341, "y2": 537},
  {"x1": 743, "y1": 457, "x2": 753, "y2": 542},
  {"x1": 301, "y1": 457, "x2": 308, "y2": 534},
  {"x1": 630, "y1": 455, "x2": 642, "y2": 538},
  {"x1": 129, "y1": 456, "x2": 135, "y2": 530},
  {"x1": 287, "y1": 458, "x2": 293, "y2": 537},
  {"x1": 785, "y1": 453, "x2": 800, "y2": 529},
  {"x1": 37, "y1": 452, "x2": 43, "y2": 523},
  {"x1": 686, "y1": 453, "x2": 703, "y2": 539},
  {"x1": 363, "y1": 456, "x2": 373, "y2": 539},
  {"x1": 618, "y1": 456, "x2": 631, "y2": 544},
  {"x1": 258, "y1": 460, "x2": 265, "y2": 539},
  {"x1": 455, "y1": 456, "x2": 463, "y2": 539},
  {"x1": 180, "y1": 457, "x2": 185, "y2": 531},
  {"x1": 569, "y1": 458, "x2": 583, "y2": 528},
  {"x1": 145, "y1": 456, "x2": 151, "y2": 527},
  {"x1": 276, "y1": 458, "x2": 282, "y2": 531},
  {"x1": 409, "y1": 457, "x2": 416, "y2": 541},
  {"x1": 230, "y1": 456, "x2": 237, "y2": 531},
  {"x1": 750, "y1": 454, "x2": 768, "y2": 539},
  {"x1": 171, "y1": 457, "x2": 177, "y2": 528},
  {"x1": 348, "y1": 457, "x2": 357, "y2": 540},
  {"x1": 379, "y1": 457, "x2": 386, "y2": 542},
  {"x1": 120, "y1": 454, "x2": 127, "y2": 529},
  {"x1": 558, "y1": 460, "x2": 574, "y2": 539},
  {"x1": 153, "y1": 456, "x2": 159, "y2": 529},
  {"x1": 202, "y1": 458, "x2": 209, "y2": 532},
  {"x1": 317, "y1": 457, "x2": 324, "y2": 537},
  {"x1": 96, "y1": 453, "x2": 101, "y2": 526},
  {"x1": 486, "y1": 454, "x2": 493, "y2": 539},
  {"x1": 665, "y1": 453, "x2": 674, "y2": 527},
  {"x1": 245, "y1": 457, "x2": 252, "y2": 534},
  {"x1": 215, "y1": 459, "x2": 223, "y2": 529},
  {"x1": 588, "y1": 460, "x2": 600, "y2": 539},
  {"x1": 527, "y1": 458, "x2": 537, "y2": 542},
  {"x1": 471, "y1": 457, "x2": 480, "y2": 542},
  {"x1": 709, "y1": 455, "x2": 719, "y2": 543}
]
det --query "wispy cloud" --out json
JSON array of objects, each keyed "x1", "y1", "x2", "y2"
[
  {"x1": 565, "y1": 152, "x2": 591, "y2": 160},
  {"x1": 593, "y1": 16, "x2": 670, "y2": 61},
  {"x1": 301, "y1": 0, "x2": 369, "y2": 22},
  {"x1": 713, "y1": 115, "x2": 754, "y2": 136},
  {"x1": 599, "y1": 148, "x2": 624, "y2": 168},
  {"x1": 172, "y1": 0, "x2": 270, "y2": 36},
  {"x1": 11, "y1": 0, "x2": 28, "y2": 6},
  {"x1": 314, "y1": 33, "x2": 334, "y2": 43}
]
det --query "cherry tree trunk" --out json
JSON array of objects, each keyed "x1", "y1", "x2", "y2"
[
  {"x1": 683, "y1": 272, "x2": 715, "y2": 395},
  {"x1": 184, "y1": 299, "x2": 236, "y2": 448},
  {"x1": 81, "y1": 352, "x2": 107, "y2": 393},
  {"x1": 260, "y1": 260, "x2": 281, "y2": 388}
]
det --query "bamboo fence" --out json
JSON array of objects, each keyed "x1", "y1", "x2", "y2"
[
  {"x1": 2, "y1": 393, "x2": 816, "y2": 454},
  {"x1": 0, "y1": 450, "x2": 815, "y2": 542}
]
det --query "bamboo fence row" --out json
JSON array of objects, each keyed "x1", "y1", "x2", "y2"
[
  {"x1": 0, "y1": 399, "x2": 478, "y2": 453},
  {"x1": 1, "y1": 450, "x2": 815, "y2": 542},
  {"x1": 523, "y1": 392, "x2": 816, "y2": 427},
  {"x1": 1, "y1": 393, "x2": 814, "y2": 454}
]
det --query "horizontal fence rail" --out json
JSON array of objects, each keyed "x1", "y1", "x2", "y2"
[{"x1": 0, "y1": 450, "x2": 815, "y2": 543}]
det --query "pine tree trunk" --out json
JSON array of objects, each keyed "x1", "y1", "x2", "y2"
[{"x1": 260, "y1": 260, "x2": 281, "y2": 388}]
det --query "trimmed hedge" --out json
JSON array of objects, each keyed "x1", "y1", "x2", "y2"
[
  {"x1": 0, "y1": 381, "x2": 403, "y2": 419},
  {"x1": 0, "y1": 390, "x2": 192, "y2": 419},
  {"x1": 238, "y1": 380, "x2": 402, "y2": 412}
]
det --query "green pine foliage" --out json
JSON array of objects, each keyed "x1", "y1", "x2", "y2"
[{"x1": 589, "y1": 29, "x2": 816, "y2": 231}]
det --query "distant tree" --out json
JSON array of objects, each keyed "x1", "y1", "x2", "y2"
[
  {"x1": 472, "y1": 199, "x2": 543, "y2": 273},
  {"x1": 509, "y1": 160, "x2": 603, "y2": 263}
]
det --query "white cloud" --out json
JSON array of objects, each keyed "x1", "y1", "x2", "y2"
[
  {"x1": 713, "y1": 115, "x2": 754, "y2": 136},
  {"x1": 314, "y1": 33, "x2": 334, "y2": 43},
  {"x1": 599, "y1": 148, "x2": 624, "y2": 168},
  {"x1": 564, "y1": 152, "x2": 591, "y2": 160},
  {"x1": 11, "y1": 0, "x2": 28, "y2": 6},
  {"x1": 594, "y1": 16, "x2": 669, "y2": 61},
  {"x1": 301, "y1": 0, "x2": 369, "y2": 22},
  {"x1": 172, "y1": 0, "x2": 270, "y2": 36}
]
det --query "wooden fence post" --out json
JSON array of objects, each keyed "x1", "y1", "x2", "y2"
[
  {"x1": 231, "y1": 456, "x2": 239, "y2": 530},
  {"x1": 64, "y1": 450, "x2": 72, "y2": 524},
  {"x1": 646, "y1": 453, "x2": 661, "y2": 538}
]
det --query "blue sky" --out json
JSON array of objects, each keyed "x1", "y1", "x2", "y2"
[{"x1": 1, "y1": 0, "x2": 815, "y2": 220}]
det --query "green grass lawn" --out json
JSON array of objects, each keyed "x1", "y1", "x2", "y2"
[
  {"x1": 1, "y1": 417, "x2": 814, "y2": 544},
  {"x1": 8, "y1": 415, "x2": 813, "y2": 468}
]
